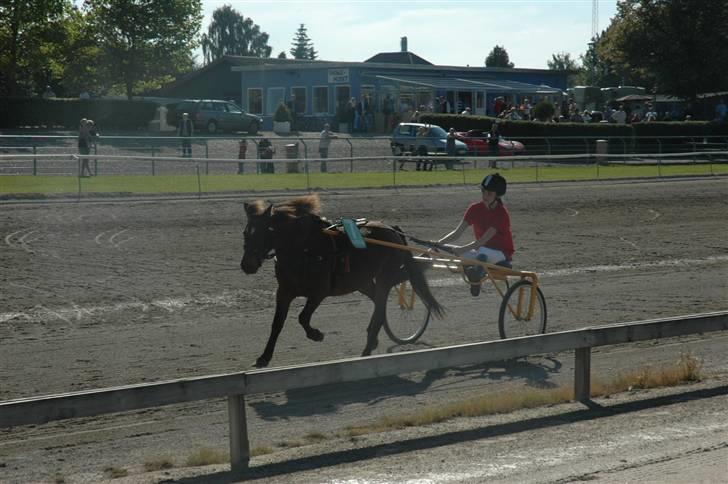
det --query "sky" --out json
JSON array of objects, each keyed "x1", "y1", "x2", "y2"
[{"x1": 200, "y1": 0, "x2": 619, "y2": 69}]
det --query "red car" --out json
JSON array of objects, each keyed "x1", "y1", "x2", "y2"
[{"x1": 454, "y1": 130, "x2": 526, "y2": 156}]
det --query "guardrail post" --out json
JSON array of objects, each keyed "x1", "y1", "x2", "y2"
[
  {"x1": 574, "y1": 347, "x2": 591, "y2": 402},
  {"x1": 345, "y1": 139, "x2": 353, "y2": 172},
  {"x1": 228, "y1": 394, "x2": 250, "y2": 473},
  {"x1": 32, "y1": 146, "x2": 37, "y2": 175},
  {"x1": 93, "y1": 144, "x2": 98, "y2": 176}
]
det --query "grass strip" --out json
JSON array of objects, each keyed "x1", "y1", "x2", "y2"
[{"x1": 1, "y1": 163, "x2": 726, "y2": 196}]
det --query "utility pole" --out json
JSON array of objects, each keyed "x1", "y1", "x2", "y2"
[{"x1": 592, "y1": 0, "x2": 599, "y2": 39}]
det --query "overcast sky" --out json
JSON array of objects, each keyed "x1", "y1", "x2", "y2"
[{"x1": 200, "y1": 0, "x2": 619, "y2": 69}]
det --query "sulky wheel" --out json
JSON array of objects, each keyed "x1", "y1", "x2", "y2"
[
  {"x1": 498, "y1": 279, "x2": 547, "y2": 339},
  {"x1": 383, "y1": 280, "x2": 431, "y2": 345}
]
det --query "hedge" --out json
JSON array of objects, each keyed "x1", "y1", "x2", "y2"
[
  {"x1": 0, "y1": 97, "x2": 159, "y2": 130},
  {"x1": 420, "y1": 113, "x2": 727, "y2": 139}
]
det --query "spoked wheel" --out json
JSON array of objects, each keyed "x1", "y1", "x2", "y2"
[
  {"x1": 383, "y1": 280, "x2": 431, "y2": 344},
  {"x1": 498, "y1": 279, "x2": 547, "y2": 339}
]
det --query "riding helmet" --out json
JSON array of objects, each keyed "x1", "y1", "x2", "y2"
[{"x1": 480, "y1": 173, "x2": 507, "y2": 197}]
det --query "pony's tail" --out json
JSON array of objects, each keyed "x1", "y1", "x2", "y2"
[{"x1": 403, "y1": 253, "x2": 445, "y2": 318}]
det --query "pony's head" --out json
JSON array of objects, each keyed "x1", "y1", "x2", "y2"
[
  {"x1": 241, "y1": 201, "x2": 274, "y2": 274},
  {"x1": 240, "y1": 194, "x2": 321, "y2": 274}
]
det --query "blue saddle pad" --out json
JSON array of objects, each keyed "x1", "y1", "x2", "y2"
[{"x1": 342, "y1": 218, "x2": 367, "y2": 249}]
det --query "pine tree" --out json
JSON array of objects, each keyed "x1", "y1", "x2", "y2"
[{"x1": 290, "y1": 24, "x2": 317, "y2": 60}]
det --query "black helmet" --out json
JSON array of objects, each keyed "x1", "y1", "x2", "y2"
[{"x1": 480, "y1": 173, "x2": 507, "y2": 197}]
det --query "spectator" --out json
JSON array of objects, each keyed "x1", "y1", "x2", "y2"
[
  {"x1": 78, "y1": 118, "x2": 93, "y2": 177},
  {"x1": 177, "y1": 112, "x2": 194, "y2": 158},
  {"x1": 382, "y1": 94, "x2": 395, "y2": 132},
  {"x1": 582, "y1": 110, "x2": 592, "y2": 123},
  {"x1": 318, "y1": 123, "x2": 337, "y2": 172},
  {"x1": 461, "y1": 107, "x2": 472, "y2": 115},
  {"x1": 613, "y1": 105, "x2": 627, "y2": 124},
  {"x1": 715, "y1": 98, "x2": 727, "y2": 122},
  {"x1": 488, "y1": 121, "x2": 500, "y2": 168},
  {"x1": 257, "y1": 137, "x2": 275, "y2": 174},
  {"x1": 79, "y1": 90, "x2": 90, "y2": 100},
  {"x1": 42, "y1": 85, "x2": 56, "y2": 99},
  {"x1": 644, "y1": 104, "x2": 658, "y2": 122},
  {"x1": 522, "y1": 98, "x2": 532, "y2": 120}
]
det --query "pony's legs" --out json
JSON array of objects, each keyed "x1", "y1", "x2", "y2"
[
  {"x1": 361, "y1": 283, "x2": 390, "y2": 356},
  {"x1": 255, "y1": 288, "x2": 295, "y2": 368},
  {"x1": 298, "y1": 295, "x2": 325, "y2": 342}
]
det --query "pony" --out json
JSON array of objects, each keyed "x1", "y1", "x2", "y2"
[{"x1": 240, "y1": 193, "x2": 444, "y2": 368}]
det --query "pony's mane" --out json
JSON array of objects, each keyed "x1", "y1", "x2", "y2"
[{"x1": 246, "y1": 194, "x2": 321, "y2": 218}]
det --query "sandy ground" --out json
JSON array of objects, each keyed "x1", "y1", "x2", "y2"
[{"x1": 0, "y1": 177, "x2": 727, "y2": 482}]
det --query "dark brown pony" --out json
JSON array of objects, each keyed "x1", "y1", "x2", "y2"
[{"x1": 241, "y1": 194, "x2": 444, "y2": 368}]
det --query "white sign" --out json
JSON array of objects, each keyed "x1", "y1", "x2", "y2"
[{"x1": 328, "y1": 68, "x2": 349, "y2": 83}]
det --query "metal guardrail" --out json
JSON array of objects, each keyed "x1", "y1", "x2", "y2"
[{"x1": 1, "y1": 311, "x2": 726, "y2": 473}]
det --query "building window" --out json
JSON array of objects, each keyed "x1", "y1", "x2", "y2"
[
  {"x1": 248, "y1": 89, "x2": 262, "y2": 114},
  {"x1": 267, "y1": 87, "x2": 285, "y2": 115},
  {"x1": 291, "y1": 87, "x2": 306, "y2": 114},
  {"x1": 313, "y1": 86, "x2": 328, "y2": 114}
]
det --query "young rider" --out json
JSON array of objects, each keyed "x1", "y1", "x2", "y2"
[{"x1": 435, "y1": 173, "x2": 514, "y2": 296}]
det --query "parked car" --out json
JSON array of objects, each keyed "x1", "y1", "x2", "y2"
[
  {"x1": 172, "y1": 99, "x2": 263, "y2": 134},
  {"x1": 453, "y1": 129, "x2": 526, "y2": 156},
  {"x1": 390, "y1": 123, "x2": 468, "y2": 156}
]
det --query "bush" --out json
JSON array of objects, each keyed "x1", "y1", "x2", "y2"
[
  {"x1": 532, "y1": 100, "x2": 555, "y2": 122},
  {"x1": 273, "y1": 102, "x2": 292, "y2": 123},
  {"x1": 0, "y1": 97, "x2": 158, "y2": 130}
]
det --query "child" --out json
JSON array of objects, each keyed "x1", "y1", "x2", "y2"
[{"x1": 436, "y1": 173, "x2": 514, "y2": 296}]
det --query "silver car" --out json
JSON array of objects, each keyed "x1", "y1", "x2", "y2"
[
  {"x1": 174, "y1": 99, "x2": 263, "y2": 134},
  {"x1": 390, "y1": 122, "x2": 468, "y2": 156}
]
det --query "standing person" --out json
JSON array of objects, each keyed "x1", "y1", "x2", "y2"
[
  {"x1": 446, "y1": 127, "x2": 457, "y2": 169},
  {"x1": 78, "y1": 118, "x2": 93, "y2": 177},
  {"x1": 318, "y1": 123, "x2": 337, "y2": 172},
  {"x1": 488, "y1": 121, "x2": 500, "y2": 168},
  {"x1": 715, "y1": 98, "x2": 727, "y2": 122},
  {"x1": 644, "y1": 104, "x2": 658, "y2": 122},
  {"x1": 177, "y1": 112, "x2": 194, "y2": 158},
  {"x1": 613, "y1": 105, "x2": 627, "y2": 124},
  {"x1": 435, "y1": 173, "x2": 513, "y2": 296},
  {"x1": 382, "y1": 94, "x2": 394, "y2": 132}
]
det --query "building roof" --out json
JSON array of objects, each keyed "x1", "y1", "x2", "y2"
[
  {"x1": 364, "y1": 51, "x2": 433, "y2": 65},
  {"x1": 371, "y1": 75, "x2": 562, "y2": 94}
]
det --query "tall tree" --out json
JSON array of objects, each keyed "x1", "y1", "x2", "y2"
[
  {"x1": 201, "y1": 5, "x2": 271, "y2": 64},
  {"x1": 86, "y1": 0, "x2": 202, "y2": 99},
  {"x1": 598, "y1": 0, "x2": 728, "y2": 101},
  {"x1": 547, "y1": 52, "x2": 581, "y2": 87},
  {"x1": 0, "y1": 0, "x2": 65, "y2": 96},
  {"x1": 485, "y1": 45, "x2": 514, "y2": 68},
  {"x1": 577, "y1": 34, "x2": 623, "y2": 87},
  {"x1": 290, "y1": 24, "x2": 317, "y2": 60}
]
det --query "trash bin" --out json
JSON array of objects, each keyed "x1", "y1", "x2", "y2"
[
  {"x1": 595, "y1": 139, "x2": 608, "y2": 165},
  {"x1": 237, "y1": 140, "x2": 247, "y2": 174},
  {"x1": 285, "y1": 143, "x2": 299, "y2": 173},
  {"x1": 257, "y1": 138, "x2": 275, "y2": 174}
]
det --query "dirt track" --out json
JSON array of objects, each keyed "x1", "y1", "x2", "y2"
[{"x1": 1, "y1": 177, "x2": 727, "y2": 482}]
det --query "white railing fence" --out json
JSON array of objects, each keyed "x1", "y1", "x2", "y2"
[{"x1": 1, "y1": 311, "x2": 727, "y2": 473}]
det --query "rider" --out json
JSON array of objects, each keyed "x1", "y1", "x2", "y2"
[{"x1": 435, "y1": 173, "x2": 514, "y2": 296}]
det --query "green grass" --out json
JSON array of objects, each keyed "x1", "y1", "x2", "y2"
[{"x1": 1, "y1": 163, "x2": 726, "y2": 196}]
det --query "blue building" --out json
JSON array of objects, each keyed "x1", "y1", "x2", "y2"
[{"x1": 161, "y1": 38, "x2": 568, "y2": 132}]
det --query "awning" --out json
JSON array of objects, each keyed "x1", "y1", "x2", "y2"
[
  {"x1": 371, "y1": 75, "x2": 562, "y2": 94},
  {"x1": 615, "y1": 94, "x2": 653, "y2": 102}
]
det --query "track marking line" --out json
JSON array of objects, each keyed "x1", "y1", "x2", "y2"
[
  {"x1": 566, "y1": 208, "x2": 579, "y2": 217},
  {"x1": 619, "y1": 236, "x2": 639, "y2": 250},
  {"x1": 108, "y1": 229, "x2": 128, "y2": 247},
  {"x1": 94, "y1": 230, "x2": 111, "y2": 245},
  {"x1": 113, "y1": 236, "x2": 135, "y2": 248},
  {"x1": 647, "y1": 208, "x2": 661, "y2": 221}
]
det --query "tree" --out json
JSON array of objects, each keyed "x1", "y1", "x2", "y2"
[
  {"x1": 86, "y1": 0, "x2": 202, "y2": 99},
  {"x1": 547, "y1": 51, "x2": 581, "y2": 88},
  {"x1": 547, "y1": 52, "x2": 579, "y2": 71},
  {"x1": 577, "y1": 34, "x2": 622, "y2": 87},
  {"x1": 277, "y1": 51, "x2": 287, "y2": 59},
  {"x1": 485, "y1": 45, "x2": 514, "y2": 68},
  {"x1": 201, "y1": 5, "x2": 271, "y2": 64},
  {"x1": 290, "y1": 24, "x2": 317, "y2": 60},
  {"x1": 598, "y1": 0, "x2": 728, "y2": 101},
  {"x1": 0, "y1": 0, "x2": 65, "y2": 96}
]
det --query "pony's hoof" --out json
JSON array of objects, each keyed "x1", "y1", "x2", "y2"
[
  {"x1": 307, "y1": 328, "x2": 324, "y2": 342},
  {"x1": 254, "y1": 356, "x2": 270, "y2": 368}
]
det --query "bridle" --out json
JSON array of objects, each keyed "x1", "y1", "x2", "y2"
[{"x1": 243, "y1": 222, "x2": 276, "y2": 260}]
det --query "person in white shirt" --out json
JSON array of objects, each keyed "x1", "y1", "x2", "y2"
[{"x1": 612, "y1": 105, "x2": 627, "y2": 124}]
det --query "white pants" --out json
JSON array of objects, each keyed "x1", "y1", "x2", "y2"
[{"x1": 444, "y1": 245, "x2": 506, "y2": 264}]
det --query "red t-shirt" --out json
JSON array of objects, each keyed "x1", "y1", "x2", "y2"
[{"x1": 463, "y1": 201, "x2": 514, "y2": 260}]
